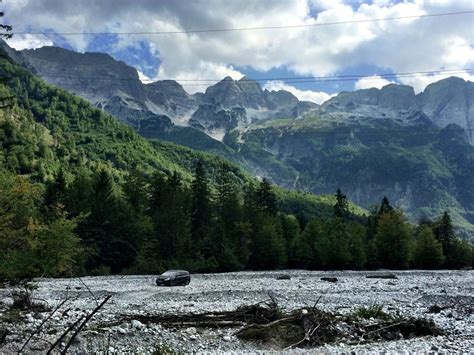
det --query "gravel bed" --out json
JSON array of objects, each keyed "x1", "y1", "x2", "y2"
[{"x1": 0, "y1": 270, "x2": 472, "y2": 353}]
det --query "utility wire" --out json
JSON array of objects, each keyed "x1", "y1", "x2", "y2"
[
  {"x1": 32, "y1": 68, "x2": 474, "y2": 87},
  {"x1": 12, "y1": 10, "x2": 474, "y2": 36}
]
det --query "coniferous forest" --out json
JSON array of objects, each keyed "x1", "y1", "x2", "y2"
[{"x1": 0, "y1": 47, "x2": 473, "y2": 282}]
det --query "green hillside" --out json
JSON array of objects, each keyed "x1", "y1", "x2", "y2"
[
  {"x1": 1, "y1": 52, "x2": 472, "y2": 279},
  {"x1": 225, "y1": 116, "x2": 474, "y2": 239}
]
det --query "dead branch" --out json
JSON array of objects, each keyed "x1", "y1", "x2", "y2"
[
  {"x1": 234, "y1": 315, "x2": 298, "y2": 336},
  {"x1": 61, "y1": 294, "x2": 112, "y2": 354},
  {"x1": 20, "y1": 298, "x2": 68, "y2": 353},
  {"x1": 46, "y1": 315, "x2": 85, "y2": 355},
  {"x1": 77, "y1": 277, "x2": 99, "y2": 307}
]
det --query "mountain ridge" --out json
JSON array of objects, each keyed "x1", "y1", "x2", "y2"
[{"x1": 2, "y1": 41, "x2": 473, "y2": 238}]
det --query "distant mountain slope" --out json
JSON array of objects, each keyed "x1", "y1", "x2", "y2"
[
  {"x1": 321, "y1": 78, "x2": 474, "y2": 144},
  {"x1": 6, "y1": 43, "x2": 318, "y2": 143},
  {"x1": 0, "y1": 46, "x2": 348, "y2": 220},
  {"x1": 3, "y1": 41, "x2": 473, "y2": 238}
]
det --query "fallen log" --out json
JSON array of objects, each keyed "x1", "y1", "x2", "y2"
[
  {"x1": 321, "y1": 277, "x2": 338, "y2": 283},
  {"x1": 366, "y1": 273, "x2": 398, "y2": 279}
]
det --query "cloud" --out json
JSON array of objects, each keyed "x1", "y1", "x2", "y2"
[
  {"x1": 264, "y1": 81, "x2": 333, "y2": 104},
  {"x1": 7, "y1": 35, "x2": 53, "y2": 50},
  {"x1": 398, "y1": 71, "x2": 474, "y2": 94},
  {"x1": 354, "y1": 75, "x2": 394, "y2": 90},
  {"x1": 4, "y1": 0, "x2": 474, "y2": 93}
]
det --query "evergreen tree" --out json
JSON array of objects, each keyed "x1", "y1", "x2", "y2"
[
  {"x1": 334, "y1": 188, "x2": 349, "y2": 219},
  {"x1": 256, "y1": 178, "x2": 278, "y2": 215},
  {"x1": 249, "y1": 214, "x2": 286, "y2": 270},
  {"x1": 378, "y1": 196, "x2": 393, "y2": 217},
  {"x1": 325, "y1": 219, "x2": 352, "y2": 269},
  {"x1": 375, "y1": 210, "x2": 412, "y2": 269},
  {"x1": 448, "y1": 239, "x2": 473, "y2": 269},
  {"x1": 45, "y1": 169, "x2": 67, "y2": 206},
  {"x1": 213, "y1": 163, "x2": 242, "y2": 269},
  {"x1": 412, "y1": 226, "x2": 445, "y2": 269},
  {"x1": 347, "y1": 222, "x2": 367, "y2": 270},
  {"x1": 190, "y1": 159, "x2": 212, "y2": 248},
  {"x1": 151, "y1": 171, "x2": 191, "y2": 264},
  {"x1": 433, "y1": 211, "x2": 455, "y2": 266},
  {"x1": 123, "y1": 168, "x2": 149, "y2": 214}
]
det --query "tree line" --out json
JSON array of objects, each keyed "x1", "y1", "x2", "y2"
[{"x1": 1, "y1": 162, "x2": 473, "y2": 282}]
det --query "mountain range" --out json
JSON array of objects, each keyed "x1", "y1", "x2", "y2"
[{"x1": 3, "y1": 41, "x2": 473, "y2": 238}]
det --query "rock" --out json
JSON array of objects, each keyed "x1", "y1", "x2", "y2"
[
  {"x1": 108, "y1": 346, "x2": 115, "y2": 353},
  {"x1": 131, "y1": 320, "x2": 145, "y2": 329},
  {"x1": 321, "y1": 277, "x2": 338, "y2": 283},
  {"x1": 189, "y1": 335, "x2": 197, "y2": 341},
  {"x1": 185, "y1": 327, "x2": 197, "y2": 335},
  {"x1": 26, "y1": 313, "x2": 35, "y2": 323},
  {"x1": 276, "y1": 274, "x2": 291, "y2": 280},
  {"x1": 223, "y1": 335, "x2": 232, "y2": 341},
  {"x1": 117, "y1": 327, "x2": 127, "y2": 334},
  {"x1": 1, "y1": 297, "x2": 14, "y2": 307}
]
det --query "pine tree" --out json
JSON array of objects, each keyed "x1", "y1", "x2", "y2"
[
  {"x1": 378, "y1": 196, "x2": 393, "y2": 217},
  {"x1": 151, "y1": 171, "x2": 191, "y2": 264},
  {"x1": 213, "y1": 163, "x2": 241, "y2": 268},
  {"x1": 190, "y1": 159, "x2": 212, "y2": 247},
  {"x1": 412, "y1": 226, "x2": 445, "y2": 269},
  {"x1": 334, "y1": 188, "x2": 349, "y2": 219},
  {"x1": 375, "y1": 210, "x2": 412, "y2": 269},
  {"x1": 433, "y1": 211, "x2": 455, "y2": 265},
  {"x1": 256, "y1": 178, "x2": 278, "y2": 215}
]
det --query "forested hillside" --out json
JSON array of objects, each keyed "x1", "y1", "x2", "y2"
[{"x1": 0, "y1": 51, "x2": 472, "y2": 281}]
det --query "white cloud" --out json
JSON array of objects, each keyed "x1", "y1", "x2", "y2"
[
  {"x1": 7, "y1": 35, "x2": 53, "y2": 50},
  {"x1": 4, "y1": 0, "x2": 474, "y2": 92},
  {"x1": 399, "y1": 71, "x2": 474, "y2": 93},
  {"x1": 354, "y1": 75, "x2": 394, "y2": 90},
  {"x1": 264, "y1": 81, "x2": 333, "y2": 104}
]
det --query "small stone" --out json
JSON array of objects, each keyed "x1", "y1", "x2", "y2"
[
  {"x1": 189, "y1": 335, "x2": 197, "y2": 340},
  {"x1": 108, "y1": 346, "x2": 115, "y2": 353},
  {"x1": 117, "y1": 327, "x2": 127, "y2": 334},
  {"x1": 185, "y1": 327, "x2": 197, "y2": 335},
  {"x1": 223, "y1": 335, "x2": 232, "y2": 341},
  {"x1": 1, "y1": 298, "x2": 14, "y2": 307},
  {"x1": 131, "y1": 320, "x2": 145, "y2": 329}
]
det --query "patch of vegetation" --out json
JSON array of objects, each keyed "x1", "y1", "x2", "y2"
[{"x1": 351, "y1": 304, "x2": 392, "y2": 321}]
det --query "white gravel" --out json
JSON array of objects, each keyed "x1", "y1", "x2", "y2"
[{"x1": 0, "y1": 270, "x2": 473, "y2": 353}]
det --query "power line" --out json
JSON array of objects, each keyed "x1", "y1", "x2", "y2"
[
  {"x1": 33, "y1": 68, "x2": 474, "y2": 87},
  {"x1": 13, "y1": 10, "x2": 474, "y2": 36}
]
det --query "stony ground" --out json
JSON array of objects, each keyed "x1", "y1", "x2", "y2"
[{"x1": 0, "y1": 270, "x2": 473, "y2": 353}]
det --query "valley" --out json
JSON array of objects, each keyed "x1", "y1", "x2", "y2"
[{"x1": 3, "y1": 41, "x2": 473, "y2": 238}]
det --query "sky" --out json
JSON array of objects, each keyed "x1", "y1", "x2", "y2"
[{"x1": 3, "y1": 0, "x2": 474, "y2": 103}]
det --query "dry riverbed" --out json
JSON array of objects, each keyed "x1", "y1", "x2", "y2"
[{"x1": 0, "y1": 270, "x2": 473, "y2": 353}]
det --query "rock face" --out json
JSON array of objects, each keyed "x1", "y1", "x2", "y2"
[
  {"x1": 3, "y1": 41, "x2": 474, "y2": 237},
  {"x1": 322, "y1": 78, "x2": 474, "y2": 144},
  {"x1": 7, "y1": 43, "x2": 318, "y2": 140},
  {"x1": 418, "y1": 77, "x2": 474, "y2": 144}
]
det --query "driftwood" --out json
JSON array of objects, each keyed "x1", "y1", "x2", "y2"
[
  {"x1": 321, "y1": 277, "x2": 338, "y2": 283},
  {"x1": 61, "y1": 295, "x2": 112, "y2": 354},
  {"x1": 46, "y1": 294, "x2": 112, "y2": 354},
  {"x1": 366, "y1": 273, "x2": 398, "y2": 280},
  {"x1": 20, "y1": 298, "x2": 68, "y2": 353},
  {"x1": 46, "y1": 315, "x2": 84, "y2": 355},
  {"x1": 113, "y1": 297, "x2": 442, "y2": 350}
]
